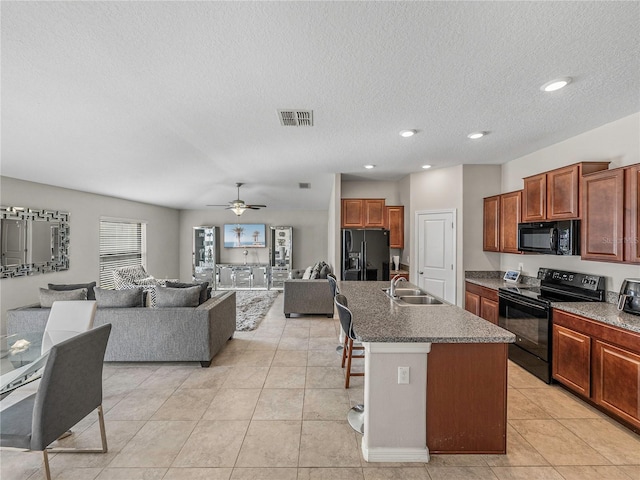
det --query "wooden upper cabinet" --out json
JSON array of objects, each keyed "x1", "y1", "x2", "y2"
[
  {"x1": 500, "y1": 190, "x2": 522, "y2": 253},
  {"x1": 483, "y1": 195, "x2": 500, "y2": 252},
  {"x1": 523, "y1": 162, "x2": 609, "y2": 222},
  {"x1": 341, "y1": 199, "x2": 364, "y2": 228},
  {"x1": 522, "y1": 173, "x2": 546, "y2": 222},
  {"x1": 625, "y1": 164, "x2": 640, "y2": 264},
  {"x1": 581, "y1": 168, "x2": 625, "y2": 262},
  {"x1": 547, "y1": 164, "x2": 581, "y2": 219},
  {"x1": 364, "y1": 199, "x2": 386, "y2": 227},
  {"x1": 386, "y1": 206, "x2": 404, "y2": 249},
  {"x1": 341, "y1": 198, "x2": 387, "y2": 228}
]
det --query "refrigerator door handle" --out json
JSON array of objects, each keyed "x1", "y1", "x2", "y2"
[{"x1": 361, "y1": 241, "x2": 366, "y2": 281}]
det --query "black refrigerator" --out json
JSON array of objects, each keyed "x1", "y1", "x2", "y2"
[{"x1": 342, "y1": 229, "x2": 390, "y2": 281}]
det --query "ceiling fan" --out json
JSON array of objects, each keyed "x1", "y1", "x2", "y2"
[{"x1": 207, "y1": 183, "x2": 266, "y2": 216}]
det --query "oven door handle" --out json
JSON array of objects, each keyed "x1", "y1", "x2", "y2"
[{"x1": 499, "y1": 293, "x2": 548, "y2": 312}]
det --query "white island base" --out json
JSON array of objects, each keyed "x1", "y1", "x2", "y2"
[{"x1": 361, "y1": 342, "x2": 432, "y2": 463}]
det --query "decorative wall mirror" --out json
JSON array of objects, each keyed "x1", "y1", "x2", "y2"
[{"x1": 0, "y1": 206, "x2": 70, "y2": 278}]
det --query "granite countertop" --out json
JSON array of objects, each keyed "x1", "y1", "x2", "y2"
[
  {"x1": 465, "y1": 276, "x2": 640, "y2": 335},
  {"x1": 551, "y1": 302, "x2": 640, "y2": 334},
  {"x1": 338, "y1": 281, "x2": 515, "y2": 344},
  {"x1": 465, "y1": 278, "x2": 518, "y2": 290}
]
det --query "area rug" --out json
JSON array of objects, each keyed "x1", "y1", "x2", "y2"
[{"x1": 235, "y1": 290, "x2": 279, "y2": 331}]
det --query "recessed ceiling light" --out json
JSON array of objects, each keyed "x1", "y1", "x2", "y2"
[
  {"x1": 422, "y1": 165, "x2": 432, "y2": 169},
  {"x1": 540, "y1": 77, "x2": 572, "y2": 92},
  {"x1": 467, "y1": 131, "x2": 486, "y2": 140},
  {"x1": 399, "y1": 130, "x2": 416, "y2": 138},
  {"x1": 364, "y1": 164, "x2": 375, "y2": 169}
]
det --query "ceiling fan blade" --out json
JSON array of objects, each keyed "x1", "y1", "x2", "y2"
[
  {"x1": 246, "y1": 204, "x2": 266, "y2": 208},
  {"x1": 206, "y1": 204, "x2": 232, "y2": 207}
]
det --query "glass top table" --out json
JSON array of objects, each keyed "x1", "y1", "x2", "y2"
[{"x1": 0, "y1": 331, "x2": 48, "y2": 396}]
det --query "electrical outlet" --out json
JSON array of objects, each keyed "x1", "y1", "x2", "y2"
[{"x1": 398, "y1": 366, "x2": 410, "y2": 384}]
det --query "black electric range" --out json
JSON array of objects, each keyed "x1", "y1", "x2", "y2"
[{"x1": 497, "y1": 268, "x2": 605, "y2": 383}]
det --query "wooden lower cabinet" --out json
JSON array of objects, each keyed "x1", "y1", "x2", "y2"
[
  {"x1": 465, "y1": 282, "x2": 498, "y2": 324},
  {"x1": 593, "y1": 340, "x2": 640, "y2": 429},
  {"x1": 427, "y1": 343, "x2": 508, "y2": 454},
  {"x1": 553, "y1": 308, "x2": 640, "y2": 432},
  {"x1": 552, "y1": 324, "x2": 591, "y2": 397}
]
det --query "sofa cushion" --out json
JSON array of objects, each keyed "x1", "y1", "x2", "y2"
[
  {"x1": 39, "y1": 287, "x2": 88, "y2": 307},
  {"x1": 95, "y1": 287, "x2": 144, "y2": 308},
  {"x1": 48, "y1": 282, "x2": 97, "y2": 300},
  {"x1": 155, "y1": 286, "x2": 200, "y2": 308},
  {"x1": 165, "y1": 281, "x2": 210, "y2": 305},
  {"x1": 319, "y1": 264, "x2": 331, "y2": 279}
]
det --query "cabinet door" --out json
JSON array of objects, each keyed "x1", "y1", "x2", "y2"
[
  {"x1": 341, "y1": 199, "x2": 364, "y2": 228},
  {"x1": 522, "y1": 173, "x2": 546, "y2": 222},
  {"x1": 364, "y1": 199, "x2": 386, "y2": 227},
  {"x1": 386, "y1": 206, "x2": 404, "y2": 249},
  {"x1": 552, "y1": 324, "x2": 591, "y2": 397},
  {"x1": 499, "y1": 190, "x2": 521, "y2": 253},
  {"x1": 465, "y1": 290, "x2": 481, "y2": 316},
  {"x1": 547, "y1": 164, "x2": 580, "y2": 219},
  {"x1": 625, "y1": 164, "x2": 640, "y2": 264},
  {"x1": 581, "y1": 169, "x2": 625, "y2": 262},
  {"x1": 593, "y1": 340, "x2": 640, "y2": 429},
  {"x1": 480, "y1": 297, "x2": 499, "y2": 325},
  {"x1": 483, "y1": 195, "x2": 500, "y2": 252}
]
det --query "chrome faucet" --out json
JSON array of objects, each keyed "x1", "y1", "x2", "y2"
[{"x1": 390, "y1": 274, "x2": 407, "y2": 298}]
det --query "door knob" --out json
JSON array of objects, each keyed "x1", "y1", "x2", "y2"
[{"x1": 418, "y1": 271, "x2": 424, "y2": 274}]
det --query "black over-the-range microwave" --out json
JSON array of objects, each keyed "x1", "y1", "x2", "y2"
[{"x1": 517, "y1": 220, "x2": 580, "y2": 255}]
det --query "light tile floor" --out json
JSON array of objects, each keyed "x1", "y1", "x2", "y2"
[{"x1": 2, "y1": 293, "x2": 640, "y2": 480}]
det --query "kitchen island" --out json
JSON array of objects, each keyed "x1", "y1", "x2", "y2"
[{"x1": 339, "y1": 281, "x2": 515, "y2": 462}]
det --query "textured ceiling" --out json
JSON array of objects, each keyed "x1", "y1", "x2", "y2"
[{"x1": 1, "y1": 1, "x2": 639, "y2": 210}]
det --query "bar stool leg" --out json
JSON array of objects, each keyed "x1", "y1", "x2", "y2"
[
  {"x1": 341, "y1": 334, "x2": 348, "y2": 368},
  {"x1": 345, "y1": 338, "x2": 354, "y2": 389}
]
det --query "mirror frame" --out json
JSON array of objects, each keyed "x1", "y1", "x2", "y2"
[{"x1": 0, "y1": 206, "x2": 70, "y2": 278}]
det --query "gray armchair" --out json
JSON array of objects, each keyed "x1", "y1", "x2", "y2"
[{"x1": 0, "y1": 324, "x2": 112, "y2": 480}]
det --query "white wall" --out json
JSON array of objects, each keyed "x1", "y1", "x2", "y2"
[
  {"x1": 0, "y1": 176, "x2": 180, "y2": 334},
  {"x1": 462, "y1": 165, "x2": 502, "y2": 272},
  {"x1": 341, "y1": 180, "x2": 401, "y2": 204},
  {"x1": 178, "y1": 209, "x2": 328, "y2": 281},
  {"x1": 501, "y1": 112, "x2": 640, "y2": 293},
  {"x1": 409, "y1": 165, "x2": 465, "y2": 305},
  {"x1": 398, "y1": 175, "x2": 411, "y2": 266},
  {"x1": 328, "y1": 174, "x2": 341, "y2": 278}
]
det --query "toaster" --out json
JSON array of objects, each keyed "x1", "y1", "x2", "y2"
[{"x1": 618, "y1": 278, "x2": 640, "y2": 316}]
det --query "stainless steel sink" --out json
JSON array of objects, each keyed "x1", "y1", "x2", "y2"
[
  {"x1": 382, "y1": 287, "x2": 445, "y2": 306},
  {"x1": 398, "y1": 295, "x2": 443, "y2": 305},
  {"x1": 382, "y1": 287, "x2": 423, "y2": 297}
]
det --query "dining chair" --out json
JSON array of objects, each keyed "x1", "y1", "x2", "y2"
[
  {"x1": 335, "y1": 293, "x2": 364, "y2": 388},
  {"x1": 0, "y1": 323, "x2": 112, "y2": 480},
  {"x1": 41, "y1": 300, "x2": 98, "y2": 354}
]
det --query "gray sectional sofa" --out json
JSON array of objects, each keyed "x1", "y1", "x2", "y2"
[
  {"x1": 6, "y1": 291, "x2": 236, "y2": 367},
  {"x1": 283, "y1": 279, "x2": 334, "y2": 318}
]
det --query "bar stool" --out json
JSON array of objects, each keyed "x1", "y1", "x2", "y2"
[
  {"x1": 334, "y1": 294, "x2": 364, "y2": 389},
  {"x1": 327, "y1": 274, "x2": 345, "y2": 355}
]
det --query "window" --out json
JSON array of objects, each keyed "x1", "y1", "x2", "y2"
[{"x1": 99, "y1": 219, "x2": 146, "y2": 289}]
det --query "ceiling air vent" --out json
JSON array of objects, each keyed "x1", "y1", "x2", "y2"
[
  {"x1": 278, "y1": 110, "x2": 313, "y2": 127},
  {"x1": 299, "y1": 183, "x2": 311, "y2": 189}
]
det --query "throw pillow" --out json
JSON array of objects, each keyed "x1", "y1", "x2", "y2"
[
  {"x1": 319, "y1": 264, "x2": 331, "y2": 279},
  {"x1": 48, "y1": 281, "x2": 97, "y2": 300},
  {"x1": 94, "y1": 287, "x2": 144, "y2": 308},
  {"x1": 39, "y1": 288, "x2": 87, "y2": 308},
  {"x1": 165, "y1": 281, "x2": 210, "y2": 304},
  {"x1": 155, "y1": 285, "x2": 200, "y2": 308},
  {"x1": 310, "y1": 261, "x2": 325, "y2": 279},
  {"x1": 302, "y1": 266, "x2": 313, "y2": 280}
]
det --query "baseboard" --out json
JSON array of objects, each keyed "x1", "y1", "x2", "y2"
[{"x1": 361, "y1": 444, "x2": 430, "y2": 463}]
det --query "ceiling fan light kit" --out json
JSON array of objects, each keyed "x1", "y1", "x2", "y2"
[{"x1": 207, "y1": 183, "x2": 266, "y2": 216}]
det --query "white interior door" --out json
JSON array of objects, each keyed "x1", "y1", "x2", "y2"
[{"x1": 416, "y1": 210, "x2": 456, "y2": 303}]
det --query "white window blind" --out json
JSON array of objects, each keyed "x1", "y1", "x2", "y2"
[{"x1": 99, "y1": 220, "x2": 146, "y2": 289}]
